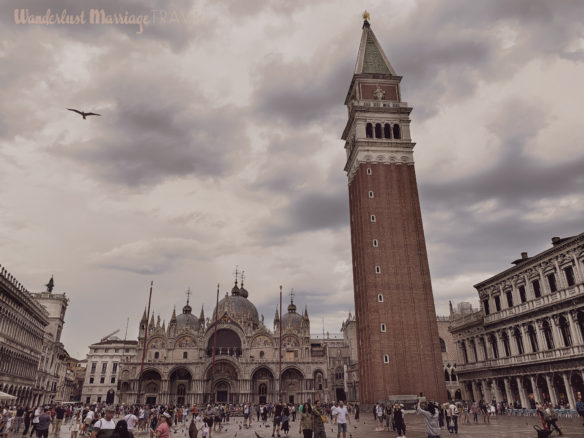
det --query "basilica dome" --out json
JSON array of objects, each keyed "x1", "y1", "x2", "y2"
[
  {"x1": 176, "y1": 303, "x2": 200, "y2": 331},
  {"x1": 281, "y1": 302, "x2": 303, "y2": 329},
  {"x1": 214, "y1": 282, "x2": 259, "y2": 327}
]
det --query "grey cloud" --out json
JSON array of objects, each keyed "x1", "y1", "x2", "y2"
[
  {"x1": 252, "y1": 48, "x2": 353, "y2": 128},
  {"x1": 49, "y1": 63, "x2": 250, "y2": 187}
]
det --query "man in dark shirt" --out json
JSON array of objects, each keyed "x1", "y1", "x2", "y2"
[
  {"x1": 36, "y1": 409, "x2": 51, "y2": 438},
  {"x1": 14, "y1": 407, "x2": 25, "y2": 433},
  {"x1": 272, "y1": 401, "x2": 283, "y2": 438},
  {"x1": 54, "y1": 405, "x2": 66, "y2": 434}
]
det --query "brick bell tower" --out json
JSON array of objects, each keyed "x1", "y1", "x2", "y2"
[{"x1": 342, "y1": 14, "x2": 446, "y2": 403}]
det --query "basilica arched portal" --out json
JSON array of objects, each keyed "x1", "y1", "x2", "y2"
[
  {"x1": 205, "y1": 360, "x2": 239, "y2": 404},
  {"x1": 281, "y1": 367, "x2": 304, "y2": 405},
  {"x1": 251, "y1": 367, "x2": 275, "y2": 404}
]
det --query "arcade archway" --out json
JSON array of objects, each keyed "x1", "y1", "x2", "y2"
[
  {"x1": 140, "y1": 369, "x2": 162, "y2": 406},
  {"x1": 205, "y1": 361, "x2": 240, "y2": 404},
  {"x1": 281, "y1": 368, "x2": 304, "y2": 405},
  {"x1": 252, "y1": 367, "x2": 275, "y2": 404},
  {"x1": 170, "y1": 367, "x2": 192, "y2": 406}
]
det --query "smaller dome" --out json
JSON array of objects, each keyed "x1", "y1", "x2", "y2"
[
  {"x1": 239, "y1": 286, "x2": 249, "y2": 298},
  {"x1": 281, "y1": 311, "x2": 303, "y2": 330},
  {"x1": 176, "y1": 312, "x2": 200, "y2": 331}
]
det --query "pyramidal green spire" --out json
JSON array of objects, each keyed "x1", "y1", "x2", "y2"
[{"x1": 354, "y1": 18, "x2": 396, "y2": 76}]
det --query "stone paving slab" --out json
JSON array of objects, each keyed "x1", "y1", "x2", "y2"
[{"x1": 16, "y1": 414, "x2": 584, "y2": 438}]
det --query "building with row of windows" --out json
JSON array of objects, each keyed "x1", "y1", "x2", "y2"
[
  {"x1": 0, "y1": 265, "x2": 49, "y2": 406},
  {"x1": 80, "y1": 338, "x2": 138, "y2": 404},
  {"x1": 450, "y1": 234, "x2": 584, "y2": 408},
  {"x1": 0, "y1": 267, "x2": 76, "y2": 405}
]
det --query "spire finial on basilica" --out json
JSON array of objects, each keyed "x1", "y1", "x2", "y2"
[
  {"x1": 362, "y1": 10, "x2": 370, "y2": 22},
  {"x1": 186, "y1": 287, "x2": 191, "y2": 306}
]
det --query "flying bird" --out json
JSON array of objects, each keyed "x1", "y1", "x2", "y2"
[{"x1": 67, "y1": 108, "x2": 101, "y2": 119}]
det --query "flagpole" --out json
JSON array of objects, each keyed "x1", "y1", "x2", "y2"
[
  {"x1": 137, "y1": 280, "x2": 153, "y2": 404},
  {"x1": 211, "y1": 283, "x2": 219, "y2": 403},
  {"x1": 279, "y1": 285, "x2": 282, "y2": 401}
]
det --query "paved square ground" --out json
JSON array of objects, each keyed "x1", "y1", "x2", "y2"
[{"x1": 19, "y1": 414, "x2": 583, "y2": 438}]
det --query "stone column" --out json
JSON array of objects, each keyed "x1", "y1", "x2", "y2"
[
  {"x1": 569, "y1": 310, "x2": 584, "y2": 345},
  {"x1": 520, "y1": 324, "x2": 532, "y2": 354},
  {"x1": 496, "y1": 332, "x2": 506, "y2": 358},
  {"x1": 492, "y1": 379, "x2": 504, "y2": 403},
  {"x1": 508, "y1": 327, "x2": 519, "y2": 356},
  {"x1": 482, "y1": 380, "x2": 493, "y2": 402},
  {"x1": 562, "y1": 372, "x2": 577, "y2": 409},
  {"x1": 571, "y1": 254, "x2": 584, "y2": 282},
  {"x1": 535, "y1": 320, "x2": 547, "y2": 351},
  {"x1": 530, "y1": 375, "x2": 543, "y2": 404},
  {"x1": 516, "y1": 377, "x2": 528, "y2": 408},
  {"x1": 545, "y1": 375, "x2": 558, "y2": 406},
  {"x1": 503, "y1": 378, "x2": 513, "y2": 404},
  {"x1": 551, "y1": 315, "x2": 564, "y2": 348},
  {"x1": 471, "y1": 380, "x2": 480, "y2": 402}
]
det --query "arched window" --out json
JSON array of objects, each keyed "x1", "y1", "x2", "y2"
[
  {"x1": 366, "y1": 123, "x2": 373, "y2": 138},
  {"x1": 439, "y1": 338, "x2": 446, "y2": 352},
  {"x1": 527, "y1": 324, "x2": 538, "y2": 352},
  {"x1": 513, "y1": 328, "x2": 524, "y2": 355},
  {"x1": 375, "y1": 123, "x2": 382, "y2": 139},
  {"x1": 558, "y1": 315, "x2": 572, "y2": 347},
  {"x1": 384, "y1": 124, "x2": 391, "y2": 139},
  {"x1": 260, "y1": 351, "x2": 265, "y2": 359},
  {"x1": 444, "y1": 369, "x2": 450, "y2": 381},
  {"x1": 542, "y1": 320, "x2": 554, "y2": 350},
  {"x1": 451, "y1": 370, "x2": 457, "y2": 382},
  {"x1": 154, "y1": 352, "x2": 159, "y2": 359},
  {"x1": 393, "y1": 124, "x2": 401, "y2": 139},
  {"x1": 489, "y1": 334, "x2": 499, "y2": 359},
  {"x1": 501, "y1": 331, "x2": 510, "y2": 357},
  {"x1": 183, "y1": 352, "x2": 188, "y2": 359}
]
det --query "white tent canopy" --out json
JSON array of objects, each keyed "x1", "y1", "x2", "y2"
[{"x1": 0, "y1": 390, "x2": 17, "y2": 400}]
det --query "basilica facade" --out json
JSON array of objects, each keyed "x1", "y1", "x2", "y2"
[{"x1": 117, "y1": 280, "x2": 358, "y2": 406}]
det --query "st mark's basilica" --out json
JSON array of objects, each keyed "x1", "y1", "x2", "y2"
[{"x1": 117, "y1": 278, "x2": 358, "y2": 406}]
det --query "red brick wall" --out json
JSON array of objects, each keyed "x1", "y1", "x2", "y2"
[{"x1": 348, "y1": 162, "x2": 447, "y2": 403}]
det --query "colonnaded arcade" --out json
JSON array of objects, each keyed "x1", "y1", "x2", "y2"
[
  {"x1": 450, "y1": 233, "x2": 584, "y2": 408},
  {"x1": 114, "y1": 278, "x2": 359, "y2": 406}
]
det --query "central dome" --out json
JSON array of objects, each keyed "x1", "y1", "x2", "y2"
[{"x1": 214, "y1": 286, "x2": 259, "y2": 328}]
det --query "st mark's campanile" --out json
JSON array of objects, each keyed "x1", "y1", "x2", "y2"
[{"x1": 342, "y1": 15, "x2": 447, "y2": 403}]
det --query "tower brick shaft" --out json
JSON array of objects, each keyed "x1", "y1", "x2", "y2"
[{"x1": 342, "y1": 19, "x2": 446, "y2": 403}]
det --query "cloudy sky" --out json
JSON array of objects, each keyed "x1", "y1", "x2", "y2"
[{"x1": 1, "y1": 0, "x2": 583, "y2": 358}]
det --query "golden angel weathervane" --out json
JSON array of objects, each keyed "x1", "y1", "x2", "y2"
[{"x1": 363, "y1": 10, "x2": 371, "y2": 21}]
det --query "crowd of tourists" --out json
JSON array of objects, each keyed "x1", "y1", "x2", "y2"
[
  {"x1": 2, "y1": 394, "x2": 582, "y2": 438},
  {"x1": 0, "y1": 400, "x2": 359, "y2": 438}
]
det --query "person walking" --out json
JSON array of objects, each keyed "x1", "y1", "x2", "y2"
[
  {"x1": 576, "y1": 394, "x2": 584, "y2": 427},
  {"x1": 36, "y1": 409, "x2": 51, "y2": 438},
  {"x1": 298, "y1": 403, "x2": 313, "y2": 438},
  {"x1": 332, "y1": 400, "x2": 350, "y2": 438},
  {"x1": 311, "y1": 401, "x2": 326, "y2": 438},
  {"x1": 22, "y1": 408, "x2": 32, "y2": 437},
  {"x1": 91, "y1": 407, "x2": 116, "y2": 438},
  {"x1": 447, "y1": 402, "x2": 459, "y2": 434},
  {"x1": 417, "y1": 401, "x2": 440, "y2": 438},
  {"x1": 393, "y1": 404, "x2": 406, "y2": 438},
  {"x1": 543, "y1": 403, "x2": 563, "y2": 436}
]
